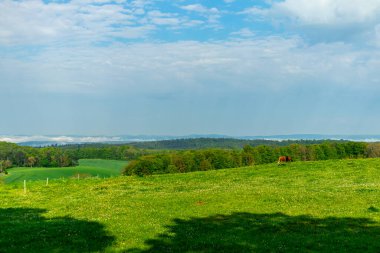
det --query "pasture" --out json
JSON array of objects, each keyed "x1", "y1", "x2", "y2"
[
  {"x1": 1, "y1": 158, "x2": 380, "y2": 252},
  {"x1": 2, "y1": 159, "x2": 127, "y2": 184}
]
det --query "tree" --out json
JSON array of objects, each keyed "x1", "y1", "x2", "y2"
[
  {"x1": 0, "y1": 159, "x2": 12, "y2": 174},
  {"x1": 171, "y1": 154, "x2": 187, "y2": 173},
  {"x1": 27, "y1": 156, "x2": 37, "y2": 167},
  {"x1": 367, "y1": 143, "x2": 380, "y2": 158},
  {"x1": 199, "y1": 159, "x2": 213, "y2": 171}
]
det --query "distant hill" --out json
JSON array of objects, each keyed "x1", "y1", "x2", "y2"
[
  {"x1": 4, "y1": 134, "x2": 380, "y2": 147},
  {"x1": 127, "y1": 138, "x2": 344, "y2": 150}
]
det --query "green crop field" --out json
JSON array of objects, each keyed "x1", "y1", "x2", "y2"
[
  {"x1": 2, "y1": 159, "x2": 128, "y2": 184},
  {"x1": 1, "y1": 158, "x2": 380, "y2": 252}
]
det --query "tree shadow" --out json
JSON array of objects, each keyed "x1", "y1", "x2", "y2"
[
  {"x1": 0, "y1": 208, "x2": 114, "y2": 253},
  {"x1": 128, "y1": 212, "x2": 380, "y2": 252}
]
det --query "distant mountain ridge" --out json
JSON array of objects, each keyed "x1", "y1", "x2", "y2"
[{"x1": 1, "y1": 134, "x2": 380, "y2": 147}]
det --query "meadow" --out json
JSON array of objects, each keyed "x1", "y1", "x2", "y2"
[
  {"x1": 2, "y1": 159, "x2": 128, "y2": 184},
  {"x1": 1, "y1": 158, "x2": 380, "y2": 252}
]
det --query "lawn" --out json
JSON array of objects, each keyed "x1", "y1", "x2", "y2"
[
  {"x1": 1, "y1": 158, "x2": 380, "y2": 252},
  {"x1": 2, "y1": 159, "x2": 128, "y2": 184}
]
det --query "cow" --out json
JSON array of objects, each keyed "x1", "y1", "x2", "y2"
[{"x1": 278, "y1": 156, "x2": 292, "y2": 165}]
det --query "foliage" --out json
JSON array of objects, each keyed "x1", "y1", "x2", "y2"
[
  {"x1": 128, "y1": 137, "x2": 340, "y2": 150},
  {"x1": 0, "y1": 142, "x2": 77, "y2": 168},
  {"x1": 123, "y1": 149, "x2": 243, "y2": 176},
  {"x1": 366, "y1": 143, "x2": 380, "y2": 158},
  {"x1": 123, "y1": 142, "x2": 369, "y2": 176},
  {"x1": 61, "y1": 144, "x2": 154, "y2": 161},
  {"x1": 0, "y1": 142, "x2": 150, "y2": 169},
  {"x1": 0, "y1": 160, "x2": 12, "y2": 174}
]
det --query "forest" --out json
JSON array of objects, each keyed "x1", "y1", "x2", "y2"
[
  {"x1": 0, "y1": 142, "x2": 148, "y2": 173},
  {"x1": 3, "y1": 140, "x2": 380, "y2": 177},
  {"x1": 61, "y1": 144, "x2": 149, "y2": 161},
  {"x1": 0, "y1": 142, "x2": 75, "y2": 173},
  {"x1": 123, "y1": 141, "x2": 376, "y2": 176},
  {"x1": 127, "y1": 138, "x2": 336, "y2": 150}
]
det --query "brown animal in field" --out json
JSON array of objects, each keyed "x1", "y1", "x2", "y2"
[{"x1": 278, "y1": 156, "x2": 292, "y2": 165}]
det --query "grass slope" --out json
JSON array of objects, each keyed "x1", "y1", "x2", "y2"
[
  {"x1": 1, "y1": 158, "x2": 380, "y2": 252},
  {"x1": 3, "y1": 159, "x2": 128, "y2": 184}
]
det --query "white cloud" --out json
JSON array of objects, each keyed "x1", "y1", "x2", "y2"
[
  {"x1": 242, "y1": 0, "x2": 380, "y2": 43},
  {"x1": 146, "y1": 10, "x2": 194, "y2": 27},
  {"x1": 2, "y1": 38, "x2": 380, "y2": 97},
  {"x1": 0, "y1": 0, "x2": 149, "y2": 45},
  {"x1": 0, "y1": 0, "x2": 211, "y2": 46},
  {"x1": 0, "y1": 135, "x2": 123, "y2": 144},
  {"x1": 2, "y1": 1, "x2": 380, "y2": 136},
  {"x1": 181, "y1": 4, "x2": 219, "y2": 14},
  {"x1": 180, "y1": 4, "x2": 221, "y2": 28},
  {"x1": 0, "y1": 0, "x2": 224, "y2": 46},
  {"x1": 130, "y1": 0, "x2": 153, "y2": 8},
  {"x1": 274, "y1": 0, "x2": 380, "y2": 25},
  {"x1": 230, "y1": 28, "x2": 255, "y2": 38},
  {"x1": 240, "y1": 7, "x2": 269, "y2": 17},
  {"x1": 1, "y1": 1, "x2": 380, "y2": 97}
]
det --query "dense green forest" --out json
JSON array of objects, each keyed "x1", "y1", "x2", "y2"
[
  {"x1": 0, "y1": 142, "x2": 76, "y2": 173},
  {"x1": 61, "y1": 144, "x2": 150, "y2": 161},
  {"x1": 123, "y1": 141, "x2": 378, "y2": 176},
  {"x1": 0, "y1": 142, "x2": 150, "y2": 173},
  {"x1": 128, "y1": 138, "x2": 337, "y2": 150},
  {"x1": 0, "y1": 141, "x2": 161, "y2": 173}
]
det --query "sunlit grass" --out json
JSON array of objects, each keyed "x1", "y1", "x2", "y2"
[
  {"x1": 1, "y1": 158, "x2": 380, "y2": 252},
  {"x1": 2, "y1": 159, "x2": 128, "y2": 184}
]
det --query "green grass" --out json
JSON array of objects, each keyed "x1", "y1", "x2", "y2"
[
  {"x1": 1, "y1": 158, "x2": 380, "y2": 252},
  {"x1": 3, "y1": 159, "x2": 128, "y2": 184}
]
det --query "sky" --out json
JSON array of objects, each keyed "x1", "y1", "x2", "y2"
[{"x1": 1, "y1": 0, "x2": 380, "y2": 136}]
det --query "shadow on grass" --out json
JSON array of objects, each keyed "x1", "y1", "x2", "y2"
[
  {"x1": 0, "y1": 208, "x2": 114, "y2": 253},
  {"x1": 128, "y1": 212, "x2": 380, "y2": 252}
]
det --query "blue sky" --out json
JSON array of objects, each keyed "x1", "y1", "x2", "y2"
[{"x1": 1, "y1": 0, "x2": 380, "y2": 136}]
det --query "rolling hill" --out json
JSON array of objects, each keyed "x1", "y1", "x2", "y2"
[
  {"x1": 1, "y1": 158, "x2": 380, "y2": 252},
  {"x1": 2, "y1": 159, "x2": 128, "y2": 184}
]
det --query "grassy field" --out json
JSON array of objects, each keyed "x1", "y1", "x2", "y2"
[
  {"x1": 1, "y1": 158, "x2": 380, "y2": 252},
  {"x1": 2, "y1": 159, "x2": 128, "y2": 184}
]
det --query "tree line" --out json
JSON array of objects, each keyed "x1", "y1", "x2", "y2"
[
  {"x1": 123, "y1": 142, "x2": 371, "y2": 176},
  {"x1": 0, "y1": 142, "x2": 76, "y2": 173},
  {"x1": 60, "y1": 144, "x2": 152, "y2": 161},
  {"x1": 3, "y1": 140, "x2": 380, "y2": 176},
  {"x1": 128, "y1": 138, "x2": 337, "y2": 150},
  {"x1": 0, "y1": 142, "x2": 151, "y2": 173}
]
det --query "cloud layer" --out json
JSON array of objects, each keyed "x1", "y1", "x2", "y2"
[
  {"x1": 0, "y1": 0, "x2": 220, "y2": 45},
  {"x1": 1, "y1": 0, "x2": 380, "y2": 135},
  {"x1": 2, "y1": 39, "x2": 380, "y2": 95},
  {"x1": 0, "y1": 135, "x2": 122, "y2": 144}
]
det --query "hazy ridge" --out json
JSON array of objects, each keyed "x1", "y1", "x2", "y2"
[{"x1": 1, "y1": 134, "x2": 380, "y2": 147}]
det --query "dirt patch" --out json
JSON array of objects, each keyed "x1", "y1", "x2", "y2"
[{"x1": 195, "y1": 201, "x2": 205, "y2": 206}]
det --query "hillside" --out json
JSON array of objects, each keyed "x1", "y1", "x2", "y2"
[
  {"x1": 128, "y1": 138, "x2": 342, "y2": 150},
  {"x1": 3, "y1": 159, "x2": 127, "y2": 184},
  {"x1": 1, "y1": 158, "x2": 380, "y2": 252}
]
